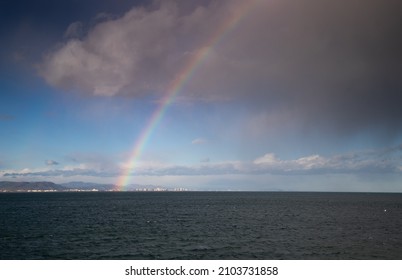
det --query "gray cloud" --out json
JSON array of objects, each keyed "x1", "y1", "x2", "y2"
[
  {"x1": 45, "y1": 160, "x2": 59, "y2": 166},
  {"x1": 200, "y1": 157, "x2": 210, "y2": 163},
  {"x1": 0, "y1": 114, "x2": 15, "y2": 121},
  {"x1": 39, "y1": 0, "x2": 228, "y2": 96},
  {"x1": 40, "y1": 0, "x2": 402, "y2": 136},
  {"x1": 63, "y1": 21, "x2": 84, "y2": 39}
]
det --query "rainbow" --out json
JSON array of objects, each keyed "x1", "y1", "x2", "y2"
[{"x1": 115, "y1": 1, "x2": 260, "y2": 190}]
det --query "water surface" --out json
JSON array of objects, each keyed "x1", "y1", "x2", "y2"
[{"x1": 1, "y1": 192, "x2": 401, "y2": 259}]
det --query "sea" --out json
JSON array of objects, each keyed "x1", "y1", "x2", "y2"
[{"x1": 1, "y1": 191, "x2": 401, "y2": 260}]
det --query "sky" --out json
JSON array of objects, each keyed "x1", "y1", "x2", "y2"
[{"x1": 1, "y1": 0, "x2": 402, "y2": 191}]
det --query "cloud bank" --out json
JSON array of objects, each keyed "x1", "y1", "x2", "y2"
[
  {"x1": 4, "y1": 144, "x2": 402, "y2": 178},
  {"x1": 40, "y1": 0, "x2": 402, "y2": 135}
]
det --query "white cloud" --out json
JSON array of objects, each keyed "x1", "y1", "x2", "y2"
[
  {"x1": 294, "y1": 155, "x2": 327, "y2": 170},
  {"x1": 191, "y1": 138, "x2": 207, "y2": 145},
  {"x1": 253, "y1": 153, "x2": 278, "y2": 165}
]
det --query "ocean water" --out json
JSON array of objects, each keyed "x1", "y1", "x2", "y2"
[{"x1": 1, "y1": 192, "x2": 401, "y2": 259}]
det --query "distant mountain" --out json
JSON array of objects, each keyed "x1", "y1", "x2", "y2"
[{"x1": 0, "y1": 181, "x2": 67, "y2": 192}]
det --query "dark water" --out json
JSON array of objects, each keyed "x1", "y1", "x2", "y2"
[{"x1": 1, "y1": 192, "x2": 402, "y2": 259}]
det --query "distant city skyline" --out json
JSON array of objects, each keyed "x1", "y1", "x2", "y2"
[{"x1": 1, "y1": 0, "x2": 402, "y2": 192}]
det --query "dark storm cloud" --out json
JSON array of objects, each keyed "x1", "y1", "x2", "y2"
[
  {"x1": 197, "y1": 0, "x2": 402, "y2": 135},
  {"x1": 39, "y1": 0, "x2": 402, "y2": 136},
  {"x1": 285, "y1": 0, "x2": 402, "y2": 134}
]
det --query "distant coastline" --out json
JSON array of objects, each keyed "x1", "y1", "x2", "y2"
[{"x1": 0, "y1": 181, "x2": 188, "y2": 193}]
